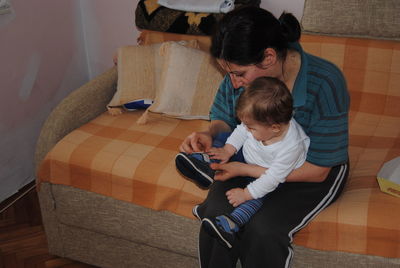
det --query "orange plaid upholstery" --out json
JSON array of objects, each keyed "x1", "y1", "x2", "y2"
[
  {"x1": 294, "y1": 35, "x2": 400, "y2": 257},
  {"x1": 38, "y1": 113, "x2": 210, "y2": 218},
  {"x1": 38, "y1": 32, "x2": 400, "y2": 258}
]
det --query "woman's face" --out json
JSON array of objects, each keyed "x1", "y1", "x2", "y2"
[
  {"x1": 217, "y1": 48, "x2": 280, "y2": 89},
  {"x1": 217, "y1": 60, "x2": 271, "y2": 89}
]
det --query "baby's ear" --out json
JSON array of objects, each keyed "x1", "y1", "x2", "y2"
[{"x1": 271, "y1": 124, "x2": 281, "y2": 132}]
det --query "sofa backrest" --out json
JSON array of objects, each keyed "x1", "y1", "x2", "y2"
[{"x1": 301, "y1": 35, "x2": 400, "y2": 182}]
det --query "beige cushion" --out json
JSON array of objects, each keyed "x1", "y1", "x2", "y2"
[
  {"x1": 108, "y1": 40, "x2": 199, "y2": 112},
  {"x1": 301, "y1": 0, "x2": 400, "y2": 40},
  {"x1": 146, "y1": 41, "x2": 224, "y2": 120}
]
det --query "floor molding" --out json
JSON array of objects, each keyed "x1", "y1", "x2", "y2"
[{"x1": 0, "y1": 180, "x2": 36, "y2": 214}]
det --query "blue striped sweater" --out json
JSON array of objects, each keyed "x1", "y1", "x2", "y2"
[{"x1": 210, "y1": 42, "x2": 349, "y2": 167}]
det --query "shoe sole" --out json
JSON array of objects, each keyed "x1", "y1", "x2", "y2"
[
  {"x1": 202, "y1": 218, "x2": 233, "y2": 249},
  {"x1": 175, "y1": 153, "x2": 213, "y2": 188}
]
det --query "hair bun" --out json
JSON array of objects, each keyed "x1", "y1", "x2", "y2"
[{"x1": 278, "y1": 12, "x2": 301, "y2": 43}]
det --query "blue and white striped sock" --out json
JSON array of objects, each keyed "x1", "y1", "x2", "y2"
[{"x1": 229, "y1": 198, "x2": 264, "y2": 227}]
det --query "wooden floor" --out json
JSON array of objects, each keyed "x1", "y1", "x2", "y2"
[{"x1": 0, "y1": 184, "x2": 98, "y2": 268}]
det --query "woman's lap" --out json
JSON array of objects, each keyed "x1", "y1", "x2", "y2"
[{"x1": 197, "y1": 162, "x2": 349, "y2": 268}]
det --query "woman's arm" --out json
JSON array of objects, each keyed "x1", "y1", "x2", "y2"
[
  {"x1": 209, "y1": 120, "x2": 232, "y2": 137},
  {"x1": 285, "y1": 162, "x2": 331, "y2": 182},
  {"x1": 212, "y1": 161, "x2": 331, "y2": 182}
]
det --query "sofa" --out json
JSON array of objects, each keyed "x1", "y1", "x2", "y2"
[{"x1": 35, "y1": 2, "x2": 400, "y2": 268}]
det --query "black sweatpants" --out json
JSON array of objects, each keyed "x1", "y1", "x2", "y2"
[{"x1": 197, "y1": 162, "x2": 349, "y2": 268}]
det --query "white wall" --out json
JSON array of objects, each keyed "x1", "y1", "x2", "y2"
[
  {"x1": 0, "y1": 0, "x2": 88, "y2": 202},
  {"x1": 80, "y1": 0, "x2": 140, "y2": 80},
  {"x1": 260, "y1": 0, "x2": 304, "y2": 21}
]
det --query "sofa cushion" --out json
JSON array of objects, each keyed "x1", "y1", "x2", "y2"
[
  {"x1": 301, "y1": 0, "x2": 400, "y2": 40},
  {"x1": 108, "y1": 40, "x2": 199, "y2": 114},
  {"x1": 146, "y1": 41, "x2": 223, "y2": 120},
  {"x1": 38, "y1": 111, "x2": 209, "y2": 218},
  {"x1": 108, "y1": 44, "x2": 158, "y2": 110}
]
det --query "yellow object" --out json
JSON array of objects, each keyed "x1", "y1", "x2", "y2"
[
  {"x1": 144, "y1": 0, "x2": 160, "y2": 15},
  {"x1": 185, "y1": 12, "x2": 208, "y2": 26},
  {"x1": 377, "y1": 157, "x2": 400, "y2": 198},
  {"x1": 377, "y1": 177, "x2": 400, "y2": 198}
]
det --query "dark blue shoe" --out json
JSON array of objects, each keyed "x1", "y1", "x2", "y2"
[
  {"x1": 175, "y1": 152, "x2": 215, "y2": 189},
  {"x1": 202, "y1": 216, "x2": 237, "y2": 249}
]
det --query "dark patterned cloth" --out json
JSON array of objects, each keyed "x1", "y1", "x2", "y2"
[{"x1": 135, "y1": 0, "x2": 261, "y2": 36}]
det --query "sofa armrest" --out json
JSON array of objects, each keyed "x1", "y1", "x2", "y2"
[{"x1": 34, "y1": 67, "x2": 117, "y2": 174}]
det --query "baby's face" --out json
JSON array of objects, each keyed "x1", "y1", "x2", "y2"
[{"x1": 241, "y1": 117, "x2": 279, "y2": 144}]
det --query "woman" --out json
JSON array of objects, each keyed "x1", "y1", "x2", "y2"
[{"x1": 179, "y1": 6, "x2": 350, "y2": 268}]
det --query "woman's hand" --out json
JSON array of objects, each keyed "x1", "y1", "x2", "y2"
[
  {"x1": 179, "y1": 131, "x2": 213, "y2": 153},
  {"x1": 226, "y1": 188, "x2": 252, "y2": 207},
  {"x1": 179, "y1": 119, "x2": 231, "y2": 153}
]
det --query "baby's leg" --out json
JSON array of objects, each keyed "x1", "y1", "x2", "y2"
[{"x1": 225, "y1": 198, "x2": 264, "y2": 229}]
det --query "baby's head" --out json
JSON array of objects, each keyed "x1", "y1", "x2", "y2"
[{"x1": 236, "y1": 76, "x2": 293, "y2": 126}]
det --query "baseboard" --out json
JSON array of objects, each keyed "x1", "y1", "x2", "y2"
[{"x1": 0, "y1": 180, "x2": 36, "y2": 214}]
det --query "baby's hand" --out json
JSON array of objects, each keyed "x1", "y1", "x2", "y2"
[
  {"x1": 208, "y1": 147, "x2": 230, "y2": 163},
  {"x1": 226, "y1": 188, "x2": 252, "y2": 207},
  {"x1": 208, "y1": 144, "x2": 236, "y2": 164}
]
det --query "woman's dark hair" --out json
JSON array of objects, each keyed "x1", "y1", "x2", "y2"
[
  {"x1": 236, "y1": 77, "x2": 293, "y2": 126},
  {"x1": 211, "y1": 6, "x2": 301, "y2": 66}
]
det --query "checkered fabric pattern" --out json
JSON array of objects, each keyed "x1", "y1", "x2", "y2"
[
  {"x1": 294, "y1": 35, "x2": 400, "y2": 258},
  {"x1": 38, "y1": 32, "x2": 400, "y2": 258},
  {"x1": 38, "y1": 112, "x2": 210, "y2": 218}
]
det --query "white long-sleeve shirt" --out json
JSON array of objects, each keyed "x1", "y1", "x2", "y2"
[{"x1": 226, "y1": 119, "x2": 310, "y2": 199}]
